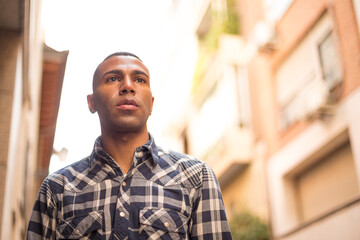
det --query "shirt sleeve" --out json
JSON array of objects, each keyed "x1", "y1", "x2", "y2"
[
  {"x1": 27, "y1": 179, "x2": 57, "y2": 240},
  {"x1": 190, "y1": 163, "x2": 233, "y2": 239}
]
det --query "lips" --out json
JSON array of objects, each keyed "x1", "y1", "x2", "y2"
[{"x1": 116, "y1": 99, "x2": 139, "y2": 110}]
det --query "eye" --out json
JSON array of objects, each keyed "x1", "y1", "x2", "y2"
[
  {"x1": 135, "y1": 77, "x2": 146, "y2": 83},
  {"x1": 107, "y1": 76, "x2": 119, "y2": 82}
]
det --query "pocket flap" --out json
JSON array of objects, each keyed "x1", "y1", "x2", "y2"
[
  {"x1": 56, "y1": 210, "x2": 103, "y2": 239},
  {"x1": 139, "y1": 208, "x2": 188, "y2": 234}
]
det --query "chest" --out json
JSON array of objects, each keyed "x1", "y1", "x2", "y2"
[{"x1": 55, "y1": 177, "x2": 194, "y2": 239}]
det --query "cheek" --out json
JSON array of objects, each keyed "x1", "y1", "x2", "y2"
[
  {"x1": 145, "y1": 93, "x2": 153, "y2": 112},
  {"x1": 95, "y1": 88, "x2": 116, "y2": 103},
  {"x1": 147, "y1": 100, "x2": 153, "y2": 113}
]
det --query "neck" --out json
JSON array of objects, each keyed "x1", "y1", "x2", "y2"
[{"x1": 101, "y1": 129, "x2": 149, "y2": 174}]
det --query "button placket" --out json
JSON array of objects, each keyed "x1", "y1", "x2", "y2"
[
  {"x1": 114, "y1": 177, "x2": 130, "y2": 237},
  {"x1": 120, "y1": 175, "x2": 130, "y2": 192},
  {"x1": 118, "y1": 208, "x2": 128, "y2": 224}
]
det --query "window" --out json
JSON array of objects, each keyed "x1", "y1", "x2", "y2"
[
  {"x1": 276, "y1": 13, "x2": 342, "y2": 130},
  {"x1": 295, "y1": 141, "x2": 359, "y2": 222},
  {"x1": 318, "y1": 31, "x2": 342, "y2": 91}
]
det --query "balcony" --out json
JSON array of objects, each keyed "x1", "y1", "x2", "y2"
[{"x1": 205, "y1": 127, "x2": 254, "y2": 188}]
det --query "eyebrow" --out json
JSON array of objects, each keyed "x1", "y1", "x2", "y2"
[
  {"x1": 102, "y1": 69, "x2": 149, "y2": 79},
  {"x1": 131, "y1": 70, "x2": 149, "y2": 78},
  {"x1": 103, "y1": 70, "x2": 123, "y2": 78}
]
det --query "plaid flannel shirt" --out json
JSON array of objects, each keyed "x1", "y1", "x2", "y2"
[{"x1": 27, "y1": 135, "x2": 232, "y2": 239}]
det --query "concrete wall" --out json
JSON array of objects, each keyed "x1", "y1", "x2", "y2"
[
  {"x1": 0, "y1": 30, "x2": 21, "y2": 239},
  {"x1": 282, "y1": 201, "x2": 360, "y2": 240}
]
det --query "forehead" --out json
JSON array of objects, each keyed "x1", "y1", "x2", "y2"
[{"x1": 97, "y1": 55, "x2": 149, "y2": 76}]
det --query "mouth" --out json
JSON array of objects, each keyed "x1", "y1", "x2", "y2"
[{"x1": 116, "y1": 99, "x2": 139, "y2": 111}]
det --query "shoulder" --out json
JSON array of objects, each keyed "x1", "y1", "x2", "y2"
[
  {"x1": 44, "y1": 156, "x2": 96, "y2": 194},
  {"x1": 158, "y1": 147, "x2": 204, "y2": 169},
  {"x1": 159, "y1": 147, "x2": 201, "y2": 164},
  {"x1": 156, "y1": 147, "x2": 216, "y2": 188}
]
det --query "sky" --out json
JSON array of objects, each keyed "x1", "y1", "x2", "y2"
[{"x1": 42, "y1": 0, "x2": 198, "y2": 172}]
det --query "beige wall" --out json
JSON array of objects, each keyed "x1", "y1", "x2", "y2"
[
  {"x1": 0, "y1": 1, "x2": 44, "y2": 239},
  {"x1": 222, "y1": 144, "x2": 269, "y2": 221},
  {"x1": 282, "y1": 202, "x2": 360, "y2": 240},
  {"x1": 0, "y1": 30, "x2": 21, "y2": 238}
]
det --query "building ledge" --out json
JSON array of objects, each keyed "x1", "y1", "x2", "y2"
[{"x1": 206, "y1": 127, "x2": 254, "y2": 188}]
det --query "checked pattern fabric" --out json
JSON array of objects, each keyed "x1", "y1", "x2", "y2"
[{"x1": 27, "y1": 134, "x2": 232, "y2": 240}]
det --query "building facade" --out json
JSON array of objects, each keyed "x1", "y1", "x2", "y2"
[
  {"x1": 0, "y1": 1, "x2": 43, "y2": 238},
  {"x1": 0, "y1": 1, "x2": 68, "y2": 239},
  {"x1": 164, "y1": 0, "x2": 360, "y2": 239},
  {"x1": 162, "y1": 0, "x2": 271, "y2": 229},
  {"x1": 260, "y1": 0, "x2": 360, "y2": 239}
]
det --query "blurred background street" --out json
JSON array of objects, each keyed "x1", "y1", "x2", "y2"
[{"x1": 1, "y1": 0, "x2": 360, "y2": 239}]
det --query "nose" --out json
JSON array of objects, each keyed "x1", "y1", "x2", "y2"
[{"x1": 120, "y1": 76, "x2": 135, "y2": 95}]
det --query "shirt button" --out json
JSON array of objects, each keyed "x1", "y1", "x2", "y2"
[
  {"x1": 120, "y1": 211, "x2": 125, "y2": 217},
  {"x1": 74, "y1": 229, "x2": 80, "y2": 234},
  {"x1": 164, "y1": 222, "x2": 170, "y2": 228},
  {"x1": 122, "y1": 181, "x2": 126, "y2": 187}
]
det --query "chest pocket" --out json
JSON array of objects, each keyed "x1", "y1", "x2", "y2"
[
  {"x1": 56, "y1": 210, "x2": 103, "y2": 239},
  {"x1": 139, "y1": 207, "x2": 189, "y2": 240}
]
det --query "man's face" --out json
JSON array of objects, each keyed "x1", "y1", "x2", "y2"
[{"x1": 88, "y1": 55, "x2": 154, "y2": 134}]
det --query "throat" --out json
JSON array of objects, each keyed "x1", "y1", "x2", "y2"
[{"x1": 100, "y1": 132, "x2": 150, "y2": 174}]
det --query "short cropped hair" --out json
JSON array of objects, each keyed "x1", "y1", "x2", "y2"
[
  {"x1": 103, "y1": 52, "x2": 142, "y2": 62},
  {"x1": 92, "y1": 52, "x2": 143, "y2": 90}
]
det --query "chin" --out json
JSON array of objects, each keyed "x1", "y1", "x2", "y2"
[{"x1": 115, "y1": 121, "x2": 147, "y2": 133}]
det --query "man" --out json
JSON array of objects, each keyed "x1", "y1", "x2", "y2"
[{"x1": 27, "y1": 52, "x2": 232, "y2": 239}]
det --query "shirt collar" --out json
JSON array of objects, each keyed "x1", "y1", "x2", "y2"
[
  {"x1": 140, "y1": 133, "x2": 159, "y2": 165},
  {"x1": 90, "y1": 133, "x2": 159, "y2": 168}
]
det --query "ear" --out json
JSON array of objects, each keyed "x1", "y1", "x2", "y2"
[{"x1": 87, "y1": 94, "x2": 96, "y2": 113}]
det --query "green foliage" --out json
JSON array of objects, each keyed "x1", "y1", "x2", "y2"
[
  {"x1": 192, "y1": 51, "x2": 209, "y2": 93},
  {"x1": 199, "y1": 0, "x2": 239, "y2": 53},
  {"x1": 223, "y1": 0, "x2": 239, "y2": 35},
  {"x1": 229, "y1": 212, "x2": 270, "y2": 240},
  {"x1": 200, "y1": 16, "x2": 224, "y2": 53},
  {"x1": 192, "y1": 0, "x2": 239, "y2": 93}
]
